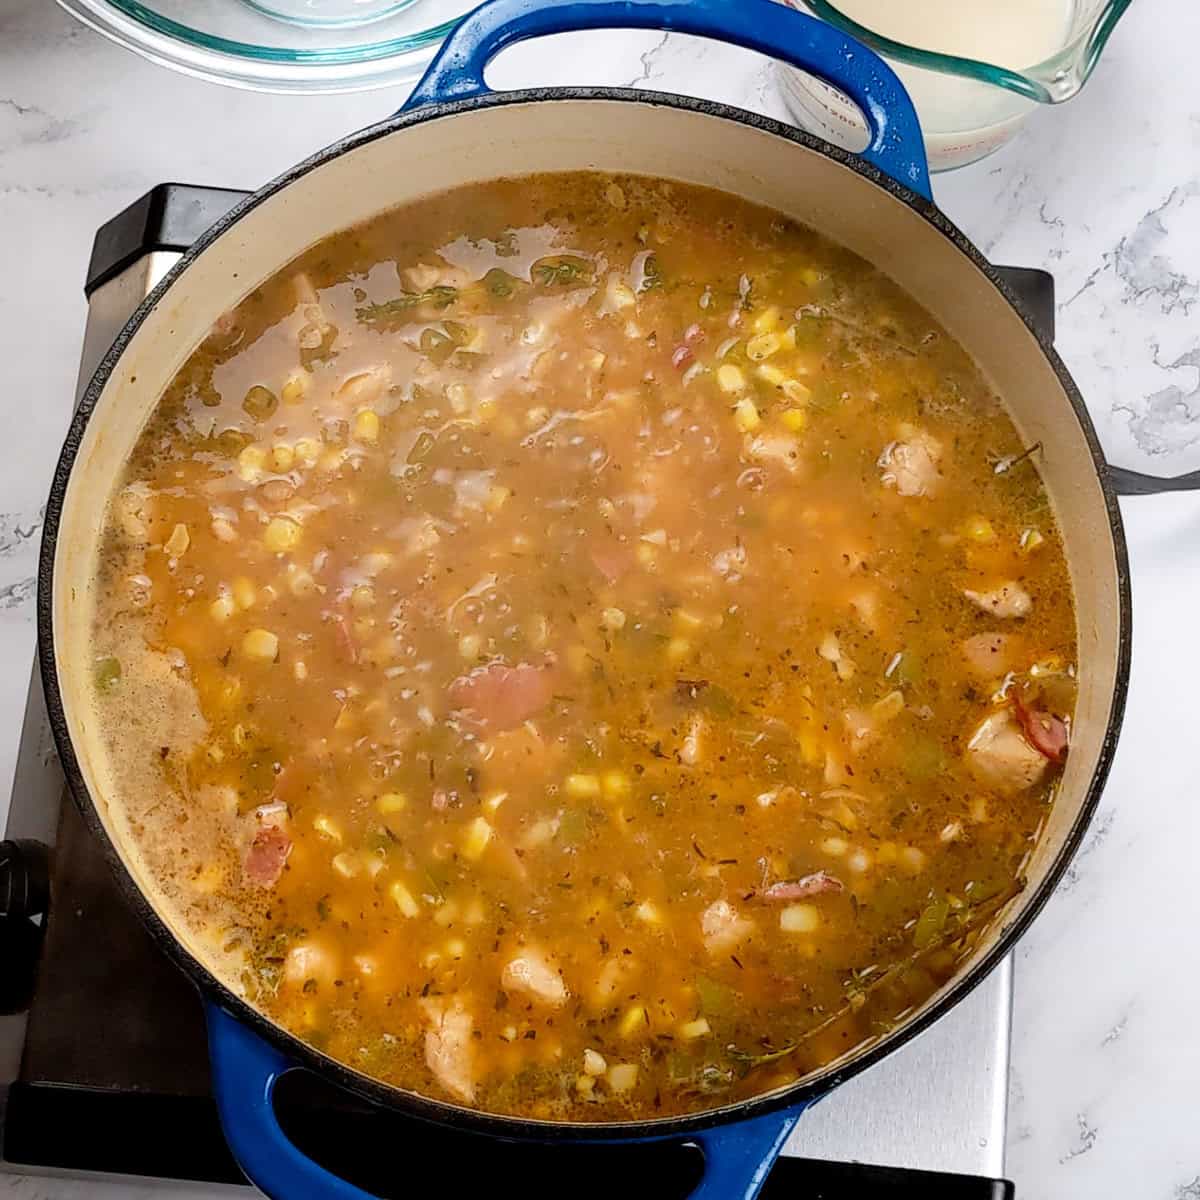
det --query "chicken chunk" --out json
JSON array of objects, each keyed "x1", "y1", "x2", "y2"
[
  {"x1": 587, "y1": 955, "x2": 639, "y2": 1014},
  {"x1": 701, "y1": 900, "x2": 755, "y2": 956},
  {"x1": 965, "y1": 710, "x2": 1048, "y2": 794},
  {"x1": 501, "y1": 947, "x2": 569, "y2": 1008},
  {"x1": 746, "y1": 432, "x2": 802, "y2": 474},
  {"x1": 419, "y1": 996, "x2": 477, "y2": 1103},
  {"x1": 961, "y1": 632, "x2": 1021, "y2": 679},
  {"x1": 878, "y1": 431, "x2": 942, "y2": 497},
  {"x1": 964, "y1": 582, "x2": 1032, "y2": 620},
  {"x1": 283, "y1": 941, "x2": 339, "y2": 988}
]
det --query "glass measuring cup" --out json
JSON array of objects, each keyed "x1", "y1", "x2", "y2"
[{"x1": 777, "y1": 0, "x2": 1133, "y2": 171}]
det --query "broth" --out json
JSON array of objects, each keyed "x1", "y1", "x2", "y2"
[{"x1": 88, "y1": 173, "x2": 1076, "y2": 1120}]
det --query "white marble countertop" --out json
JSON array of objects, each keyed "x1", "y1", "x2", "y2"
[{"x1": 2, "y1": 1, "x2": 1199, "y2": 1197}]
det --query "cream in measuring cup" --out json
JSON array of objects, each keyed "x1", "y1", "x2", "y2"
[{"x1": 778, "y1": 0, "x2": 1115, "y2": 172}]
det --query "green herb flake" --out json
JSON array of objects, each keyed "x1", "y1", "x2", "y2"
[
  {"x1": 531, "y1": 256, "x2": 592, "y2": 287},
  {"x1": 356, "y1": 286, "x2": 458, "y2": 326},
  {"x1": 694, "y1": 973, "x2": 734, "y2": 1018},
  {"x1": 94, "y1": 656, "x2": 122, "y2": 692},
  {"x1": 913, "y1": 895, "x2": 950, "y2": 949}
]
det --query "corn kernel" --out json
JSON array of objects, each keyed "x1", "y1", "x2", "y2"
[
  {"x1": 746, "y1": 332, "x2": 782, "y2": 361},
  {"x1": 458, "y1": 633, "x2": 482, "y2": 659},
  {"x1": 752, "y1": 305, "x2": 780, "y2": 334},
  {"x1": 210, "y1": 593, "x2": 235, "y2": 622},
  {"x1": 281, "y1": 372, "x2": 308, "y2": 405},
  {"x1": 798, "y1": 730, "x2": 821, "y2": 765},
  {"x1": 801, "y1": 267, "x2": 823, "y2": 287},
  {"x1": 237, "y1": 445, "x2": 266, "y2": 481},
  {"x1": 445, "y1": 938, "x2": 466, "y2": 959},
  {"x1": 583, "y1": 1048, "x2": 607, "y2": 1076},
  {"x1": 717, "y1": 364, "x2": 746, "y2": 394},
  {"x1": 634, "y1": 901, "x2": 661, "y2": 924},
  {"x1": 821, "y1": 836, "x2": 848, "y2": 857},
  {"x1": 780, "y1": 903, "x2": 820, "y2": 933},
  {"x1": 600, "y1": 607, "x2": 626, "y2": 631},
  {"x1": 264, "y1": 516, "x2": 301, "y2": 554},
  {"x1": 354, "y1": 409, "x2": 380, "y2": 443},
  {"x1": 673, "y1": 609, "x2": 705, "y2": 632},
  {"x1": 1020, "y1": 527, "x2": 1045, "y2": 553},
  {"x1": 313, "y1": 814, "x2": 342, "y2": 842},
  {"x1": 876, "y1": 841, "x2": 898, "y2": 865},
  {"x1": 164, "y1": 523, "x2": 190, "y2": 558},
  {"x1": 733, "y1": 397, "x2": 760, "y2": 432},
  {"x1": 332, "y1": 852, "x2": 360, "y2": 879},
  {"x1": 526, "y1": 405, "x2": 550, "y2": 429},
  {"x1": 601, "y1": 771, "x2": 631, "y2": 802},
  {"x1": 485, "y1": 485, "x2": 510, "y2": 513},
  {"x1": 295, "y1": 437, "x2": 320, "y2": 467},
  {"x1": 607, "y1": 1063, "x2": 639, "y2": 1092},
  {"x1": 389, "y1": 881, "x2": 420, "y2": 918},
  {"x1": 679, "y1": 1017, "x2": 711, "y2": 1040},
  {"x1": 463, "y1": 898, "x2": 486, "y2": 926},
  {"x1": 756, "y1": 363, "x2": 786, "y2": 387},
  {"x1": 565, "y1": 774, "x2": 601, "y2": 800},
  {"x1": 964, "y1": 515, "x2": 996, "y2": 543},
  {"x1": 575, "y1": 1074, "x2": 596, "y2": 1097},
  {"x1": 286, "y1": 564, "x2": 315, "y2": 596},
  {"x1": 483, "y1": 791, "x2": 508, "y2": 812},
  {"x1": 618, "y1": 1006, "x2": 648, "y2": 1039},
  {"x1": 242, "y1": 628, "x2": 278, "y2": 660},
  {"x1": 500, "y1": 1025, "x2": 518, "y2": 1042},
  {"x1": 665, "y1": 637, "x2": 691, "y2": 663},
  {"x1": 271, "y1": 443, "x2": 295, "y2": 471},
  {"x1": 780, "y1": 324, "x2": 797, "y2": 350},
  {"x1": 782, "y1": 379, "x2": 812, "y2": 405},
  {"x1": 433, "y1": 898, "x2": 460, "y2": 927},
  {"x1": 446, "y1": 383, "x2": 471, "y2": 414},
  {"x1": 377, "y1": 792, "x2": 408, "y2": 815},
  {"x1": 780, "y1": 408, "x2": 808, "y2": 433},
  {"x1": 901, "y1": 846, "x2": 927, "y2": 873},
  {"x1": 635, "y1": 543, "x2": 657, "y2": 568},
  {"x1": 462, "y1": 816, "x2": 493, "y2": 861},
  {"x1": 293, "y1": 660, "x2": 307, "y2": 681}
]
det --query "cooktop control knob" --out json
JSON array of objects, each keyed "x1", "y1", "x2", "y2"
[
  {"x1": 0, "y1": 838, "x2": 50, "y2": 920},
  {"x1": 0, "y1": 839, "x2": 50, "y2": 1015}
]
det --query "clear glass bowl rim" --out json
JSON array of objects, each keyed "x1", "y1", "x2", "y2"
[
  {"x1": 54, "y1": 0, "x2": 469, "y2": 92},
  {"x1": 803, "y1": 0, "x2": 1135, "y2": 103}
]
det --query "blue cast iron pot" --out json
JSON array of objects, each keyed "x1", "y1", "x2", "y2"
[{"x1": 42, "y1": 0, "x2": 1196, "y2": 1195}]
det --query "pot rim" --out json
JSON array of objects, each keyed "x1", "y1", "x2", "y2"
[{"x1": 36, "y1": 85, "x2": 1132, "y2": 1144}]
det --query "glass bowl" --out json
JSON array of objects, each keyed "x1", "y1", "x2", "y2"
[{"x1": 54, "y1": 0, "x2": 476, "y2": 93}]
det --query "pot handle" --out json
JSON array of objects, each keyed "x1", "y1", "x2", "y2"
[
  {"x1": 1108, "y1": 464, "x2": 1200, "y2": 496},
  {"x1": 688, "y1": 1107, "x2": 807, "y2": 1199},
  {"x1": 402, "y1": 0, "x2": 931, "y2": 200},
  {"x1": 207, "y1": 1002, "x2": 377, "y2": 1200},
  {"x1": 208, "y1": 1000, "x2": 810, "y2": 1200}
]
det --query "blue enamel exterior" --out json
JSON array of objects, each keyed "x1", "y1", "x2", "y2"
[
  {"x1": 404, "y1": 0, "x2": 931, "y2": 198},
  {"x1": 209, "y1": 1000, "x2": 811, "y2": 1199},
  {"x1": 207, "y1": 3, "x2": 927, "y2": 1195}
]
